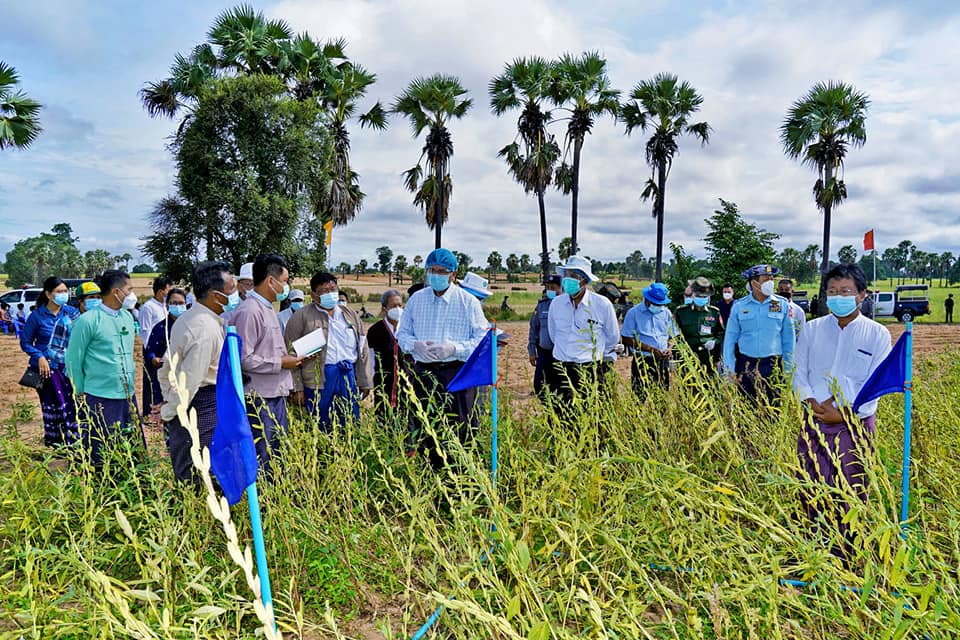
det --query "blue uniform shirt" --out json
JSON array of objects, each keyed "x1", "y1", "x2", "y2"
[
  {"x1": 722, "y1": 293, "x2": 795, "y2": 373},
  {"x1": 527, "y1": 298, "x2": 554, "y2": 355},
  {"x1": 620, "y1": 303, "x2": 679, "y2": 355}
]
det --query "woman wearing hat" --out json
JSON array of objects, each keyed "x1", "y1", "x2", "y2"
[
  {"x1": 75, "y1": 281, "x2": 102, "y2": 314},
  {"x1": 620, "y1": 282, "x2": 679, "y2": 397}
]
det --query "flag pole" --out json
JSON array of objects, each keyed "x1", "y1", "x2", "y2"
[
  {"x1": 226, "y1": 326, "x2": 276, "y2": 631},
  {"x1": 899, "y1": 321, "x2": 914, "y2": 538},
  {"x1": 490, "y1": 322, "x2": 498, "y2": 492}
]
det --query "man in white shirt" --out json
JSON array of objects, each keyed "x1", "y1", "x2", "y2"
[
  {"x1": 278, "y1": 288, "x2": 304, "y2": 333},
  {"x1": 793, "y1": 263, "x2": 891, "y2": 555},
  {"x1": 396, "y1": 248, "x2": 488, "y2": 469},
  {"x1": 139, "y1": 275, "x2": 173, "y2": 416},
  {"x1": 547, "y1": 255, "x2": 620, "y2": 403},
  {"x1": 778, "y1": 278, "x2": 807, "y2": 339}
]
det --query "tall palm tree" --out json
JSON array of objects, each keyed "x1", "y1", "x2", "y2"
[
  {"x1": 208, "y1": 4, "x2": 292, "y2": 75},
  {"x1": 490, "y1": 56, "x2": 560, "y2": 280},
  {"x1": 0, "y1": 62, "x2": 42, "y2": 150},
  {"x1": 620, "y1": 72, "x2": 710, "y2": 282},
  {"x1": 781, "y1": 81, "x2": 869, "y2": 312},
  {"x1": 393, "y1": 74, "x2": 472, "y2": 249},
  {"x1": 547, "y1": 52, "x2": 620, "y2": 255}
]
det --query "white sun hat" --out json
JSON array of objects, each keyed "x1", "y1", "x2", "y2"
[
  {"x1": 238, "y1": 262, "x2": 254, "y2": 281},
  {"x1": 557, "y1": 255, "x2": 598, "y2": 282},
  {"x1": 457, "y1": 271, "x2": 492, "y2": 298}
]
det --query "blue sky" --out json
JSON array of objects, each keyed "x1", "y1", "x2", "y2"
[{"x1": 2, "y1": 0, "x2": 959, "y2": 269}]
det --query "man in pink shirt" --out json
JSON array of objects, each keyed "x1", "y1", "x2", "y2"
[{"x1": 232, "y1": 254, "x2": 304, "y2": 472}]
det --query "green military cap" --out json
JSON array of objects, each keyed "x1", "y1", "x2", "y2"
[{"x1": 690, "y1": 276, "x2": 714, "y2": 295}]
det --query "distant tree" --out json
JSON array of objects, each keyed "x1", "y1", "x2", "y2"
[
  {"x1": 375, "y1": 245, "x2": 393, "y2": 274},
  {"x1": 558, "y1": 236, "x2": 574, "y2": 261},
  {"x1": 337, "y1": 261, "x2": 351, "y2": 276},
  {"x1": 664, "y1": 243, "x2": 697, "y2": 308},
  {"x1": 413, "y1": 255, "x2": 423, "y2": 268},
  {"x1": 702, "y1": 199, "x2": 779, "y2": 293},
  {"x1": 939, "y1": 251, "x2": 954, "y2": 287},
  {"x1": 2, "y1": 225, "x2": 83, "y2": 286},
  {"x1": 0, "y1": 62, "x2": 42, "y2": 149},
  {"x1": 131, "y1": 263, "x2": 155, "y2": 274},
  {"x1": 506, "y1": 253, "x2": 520, "y2": 273},
  {"x1": 83, "y1": 249, "x2": 115, "y2": 279},
  {"x1": 393, "y1": 254, "x2": 408, "y2": 283},
  {"x1": 354, "y1": 258, "x2": 368, "y2": 280},
  {"x1": 453, "y1": 251, "x2": 472, "y2": 278},
  {"x1": 486, "y1": 251, "x2": 503, "y2": 281},
  {"x1": 838, "y1": 244, "x2": 857, "y2": 265},
  {"x1": 625, "y1": 250, "x2": 645, "y2": 279},
  {"x1": 520, "y1": 254, "x2": 532, "y2": 274}
]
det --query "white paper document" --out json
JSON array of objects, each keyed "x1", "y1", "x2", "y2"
[{"x1": 291, "y1": 327, "x2": 326, "y2": 358}]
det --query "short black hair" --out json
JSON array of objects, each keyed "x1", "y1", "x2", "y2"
[
  {"x1": 17, "y1": 303, "x2": 23, "y2": 309},
  {"x1": 722, "y1": 283, "x2": 734, "y2": 290},
  {"x1": 310, "y1": 271, "x2": 337, "y2": 292},
  {"x1": 339, "y1": 291, "x2": 349, "y2": 302},
  {"x1": 153, "y1": 276, "x2": 174, "y2": 294},
  {"x1": 824, "y1": 263, "x2": 867, "y2": 293},
  {"x1": 40, "y1": 276, "x2": 66, "y2": 306},
  {"x1": 778, "y1": 278, "x2": 794, "y2": 286},
  {"x1": 165, "y1": 288, "x2": 186, "y2": 304},
  {"x1": 252, "y1": 254, "x2": 288, "y2": 286},
  {"x1": 98, "y1": 270, "x2": 130, "y2": 295},
  {"x1": 192, "y1": 261, "x2": 231, "y2": 300}
]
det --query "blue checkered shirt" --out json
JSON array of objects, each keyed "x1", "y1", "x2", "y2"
[{"x1": 396, "y1": 285, "x2": 488, "y2": 362}]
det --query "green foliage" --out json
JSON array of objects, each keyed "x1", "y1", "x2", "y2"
[
  {"x1": 375, "y1": 246, "x2": 393, "y2": 274},
  {"x1": 0, "y1": 61, "x2": 42, "y2": 149},
  {"x1": 557, "y1": 236, "x2": 573, "y2": 261},
  {"x1": 142, "y1": 75, "x2": 331, "y2": 281},
  {"x1": 83, "y1": 249, "x2": 116, "y2": 279},
  {"x1": 779, "y1": 244, "x2": 821, "y2": 285},
  {"x1": 664, "y1": 242, "x2": 697, "y2": 306},
  {"x1": 3, "y1": 224, "x2": 83, "y2": 286},
  {"x1": 703, "y1": 199, "x2": 779, "y2": 293}
]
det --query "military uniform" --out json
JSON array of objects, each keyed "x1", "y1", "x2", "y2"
[
  {"x1": 675, "y1": 303, "x2": 724, "y2": 368},
  {"x1": 722, "y1": 292, "x2": 795, "y2": 402}
]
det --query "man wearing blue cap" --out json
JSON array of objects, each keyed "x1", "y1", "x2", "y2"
[
  {"x1": 547, "y1": 255, "x2": 620, "y2": 403},
  {"x1": 397, "y1": 248, "x2": 488, "y2": 469},
  {"x1": 528, "y1": 274, "x2": 562, "y2": 399},
  {"x1": 620, "y1": 282, "x2": 679, "y2": 396},
  {"x1": 721, "y1": 264, "x2": 795, "y2": 402}
]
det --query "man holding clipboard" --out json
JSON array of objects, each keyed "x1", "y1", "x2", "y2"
[{"x1": 284, "y1": 271, "x2": 373, "y2": 432}]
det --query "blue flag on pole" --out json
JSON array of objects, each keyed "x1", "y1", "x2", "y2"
[
  {"x1": 210, "y1": 333, "x2": 259, "y2": 505},
  {"x1": 852, "y1": 331, "x2": 909, "y2": 413},
  {"x1": 447, "y1": 330, "x2": 494, "y2": 393}
]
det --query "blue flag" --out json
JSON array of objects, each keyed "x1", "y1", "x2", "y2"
[
  {"x1": 210, "y1": 333, "x2": 259, "y2": 505},
  {"x1": 852, "y1": 331, "x2": 909, "y2": 413},
  {"x1": 447, "y1": 330, "x2": 494, "y2": 393}
]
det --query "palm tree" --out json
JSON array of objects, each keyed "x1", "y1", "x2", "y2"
[
  {"x1": 0, "y1": 62, "x2": 42, "y2": 149},
  {"x1": 393, "y1": 74, "x2": 472, "y2": 249},
  {"x1": 208, "y1": 4, "x2": 292, "y2": 75},
  {"x1": 490, "y1": 57, "x2": 560, "y2": 280},
  {"x1": 547, "y1": 52, "x2": 620, "y2": 255},
  {"x1": 781, "y1": 81, "x2": 869, "y2": 311},
  {"x1": 620, "y1": 73, "x2": 710, "y2": 282}
]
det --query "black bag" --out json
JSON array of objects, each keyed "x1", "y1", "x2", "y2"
[{"x1": 18, "y1": 367, "x2": 43, "y2": 390}]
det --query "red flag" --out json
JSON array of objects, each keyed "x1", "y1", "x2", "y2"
[{"x1": 863, "y1": 229, "x2": 875, "y2": 251}]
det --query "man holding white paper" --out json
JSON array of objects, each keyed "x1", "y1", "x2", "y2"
[
  {"x1": 284, "y1": 272, "x2": 372, "y2": 432},
  {"x1": 396, "y1": 248, "x2": 488, "y2": 469}
]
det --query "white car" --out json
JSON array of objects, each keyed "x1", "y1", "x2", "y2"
[{"x1": 0, "y1": 288, "x2": 44, "y2": 309}]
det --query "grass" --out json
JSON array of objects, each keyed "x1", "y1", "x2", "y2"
[{"x1": 2, "y1": 344, "x2": 959, "y2": 638}]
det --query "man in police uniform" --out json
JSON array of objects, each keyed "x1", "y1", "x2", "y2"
[
  {"x1": 721, "y1": 264, "x2": 795, "y2": 402},
  {"x1": 675, "y1": 276, "x2": 724, "y2": 370},
  {"x1": 528, "y1": 274, "x2": 562, "y2": 399}
]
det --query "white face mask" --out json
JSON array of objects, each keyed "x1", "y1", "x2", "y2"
[
  {"x1": 760, "y1": 280, "x2": 775, "y2": 297},
  {"x1": 722, "y1": 292, "x2": 734, "y2": 301},
  {"x1": 121, "y1": 291, "x2": 138, "y2": 310},
  {"x1": 386, "y1": 307, "x2": 403, "y2": 322}
]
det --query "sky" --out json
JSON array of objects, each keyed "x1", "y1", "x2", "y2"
[{"x1": 1, "y1": 0, "x2": 959, "y2": 270}]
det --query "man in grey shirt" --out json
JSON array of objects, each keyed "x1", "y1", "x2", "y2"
[{"x1": 528, "y1": 274, "x2": 561, "y2": 400}]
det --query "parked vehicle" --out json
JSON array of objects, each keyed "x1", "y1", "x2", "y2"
[
  {"x1": 872, "y1": 285, "x2": 930, "y2": 322},
  {"x1": 0, "y1": 288, "x2": 44, "y2": 309},
  {"x1": 792, "y1": 290, "x2": 810, "y2": 313}
]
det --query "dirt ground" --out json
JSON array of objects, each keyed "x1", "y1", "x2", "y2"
[{"x1": 3, "y1": 310, "x2": 958, "y2": 447}]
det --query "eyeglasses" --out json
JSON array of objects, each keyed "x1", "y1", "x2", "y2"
[
  {"x1": 426, "y1": 267, "x2": 451, "y2": 276},
  {"x1": 826, "y1": 288, "x2": 859, "y2": 296}
]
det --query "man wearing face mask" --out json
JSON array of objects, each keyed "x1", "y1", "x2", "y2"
[
  {"x1": 284, "y1": 272, "x2": 372, "y2": 432},
  {"x1": 366, "y1": 289, "x2": 411, "y2": 423},
  {"x1": 547, "y1": 255, "x2": 620, "y2": 403},
  {"x1": 621, "y1": 282, "x2": 679, "y2": 396},
  {"x1": 793, "y1": 263, "x2": 891, "y2": 555},
  {"x1": 65, "y1": 269, "x2": 144, "y2": 469},
  {"x1": 777, "y1": 278, "x2": 806, "y2": 340},
  {"x1": 159, "y1": 261, "x2": 237, "y2": 485},
  {"x1": 717, "y1": 283, "x2": 736, "y2": 326},
  {"x1": 75, "y1": 281, "x2": 102, "y2": 314},
  {"x1": 278, "y1": 288, "x2": 304, "y2": 333},
  {"x1": 528, "y1": 274, "x2": 562, "y2": 400},
  {"x1": 233, "y1": 254, "x2": 305, "y2": 469},
  {"x1": 675, "y1": 276, "x2": 724, "y2": 370},
  {"x1": 721, "y1": 264, "x2": 795, "y2": 403},
  {"x1": 139, "y1": 276, "x2": 174, "y2": 420},
  {"x1": 396, "y1": 248, "x2": 488, "y2": 469}
]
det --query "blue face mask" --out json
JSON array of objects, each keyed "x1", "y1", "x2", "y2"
[
  {"x1": 168, "y1": 304, "x2": 187, "y2": 318},
  {"x1": 85, "y1": 298, "x2": 102, "y2": 312},
  {"x1": 428, "y1": 273, "x2": 451, "y2": 293},
  {"x1": 218, "y1": 290, "x2": 241, "y2": 313},
  {"x1": 53, "y1": 292, "x2": 70, "y2": 307},
  {"x1": 561, "y1": 277, "x2": 582, "y2": 296},
  {"x1": 648, "y1": 304, "x2": 665, "y2": 315},
  {"x1": 274, "y1": 280, "x2": 290, "y2": 303},
  {"x1": 827, "y1": 295, "x2": 858, "y2": 318},
  {"x1": 545, "y1": 290, "x2": 557, "y2": 300},
  {"x1": 290, "y1": 301, "x2": 303, "y2": 312},
  {"x1": 693, "y1": 296, "x2": 710, "y2": 307},
  {"x1": 319, "y1": 292, "x2": 339, "y2": 309},
  {"x1": 683, "y1": 296, "x2": 693, "y2": 306}
]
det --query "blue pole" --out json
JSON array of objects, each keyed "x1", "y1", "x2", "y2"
[
  {"x1": 490, "y1": 324, "x2": 498, "y2": 491},
  {"x1": 410, "y1": 604, "x2": 445, "y2": 640},
  {"x1": 225, "y1": 327, "x2": 275, "y2": 631},
  {"x1": 900, "y1": 322, "x2": 914, "y2": 538}
]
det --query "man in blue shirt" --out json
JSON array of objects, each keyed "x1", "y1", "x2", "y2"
[
  {"x1": 396, "y1": 248, "x2": 488, "y2": 469},
  {"x1": 527, "y1": 274, "x2": 561, "y2": 400},
  {"x1": 621, "y1": 282, "x2": 679, "y2": 397},
  {"x1": 721, "y1": 264, "x2": 795, "y2": 403}
]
